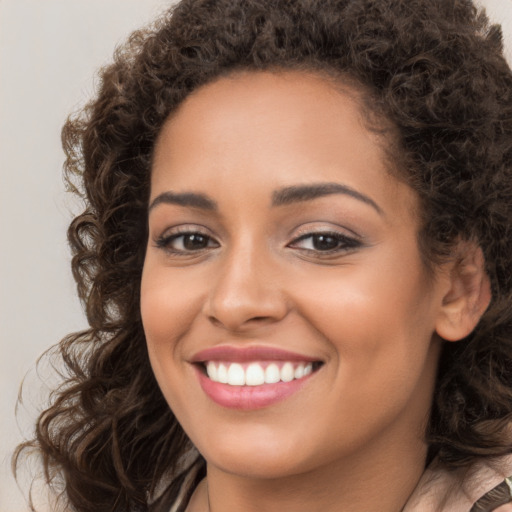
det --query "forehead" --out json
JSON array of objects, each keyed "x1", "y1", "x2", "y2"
[
  {"x1": 151, "y1": 70, "x2": 416, "y2": 216},
  {"x1": 154, "y1": 71, "x2": 371, "y2": 166}
]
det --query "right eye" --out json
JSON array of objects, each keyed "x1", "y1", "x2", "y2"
[{"x1": 156, "y1": 231, "x2": 220, "y2": 254}]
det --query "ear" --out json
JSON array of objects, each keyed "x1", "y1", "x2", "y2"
[{"x1": 435, "y1": 242, "x2": 492, "y2": 342}]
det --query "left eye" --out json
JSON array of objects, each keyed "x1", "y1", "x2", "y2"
[
  {"x1": 289, "y1": 232, "x2": 360, "y2": 252},
  {"x1": 156, "y1": 232, "x2": 219, "y2": 252}
]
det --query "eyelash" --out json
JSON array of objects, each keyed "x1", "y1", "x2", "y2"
[
  {"x1": 154, "y1": 228, "x2": 361, "y2": 257},
  {"x1": 287, "y1": 231, "x2": 361, "y2": 255},
  {"x1": 155, "y1": 228, "x2": 219, "y2": 255}
]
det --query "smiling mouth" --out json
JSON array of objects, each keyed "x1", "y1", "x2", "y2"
[
  {"x1": 191, "y1": 346, "x2": 325, "y2": 408},
  {"x1": 199, "y1": 360, "x2": 324, "y2": 386}
]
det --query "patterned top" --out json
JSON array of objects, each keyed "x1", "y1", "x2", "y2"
[
  {"x1": 404, "y1": 456, "x2": 512, "y2": 512},
  {"x1": 150, "y1": 455, "x2": 512, "y2": 512}
]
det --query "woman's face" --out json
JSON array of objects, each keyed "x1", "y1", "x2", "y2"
[{"x1": 141, "y1": 71, "x2": 448, "y2": 479}]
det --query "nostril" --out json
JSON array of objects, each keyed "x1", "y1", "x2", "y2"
[
  {"x1": 207, "y1": 314, "x2": 274, "y2": 330},
  {"x1": 208, "y1": 316, "x2": 222, "y2": 327},
  {"x1": 203, "y1": 269, "x2": 288, "y2": 325}
]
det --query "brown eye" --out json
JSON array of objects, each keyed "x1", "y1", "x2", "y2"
[
  {"x1": 182, "y1": 233, "x2": 210, "y2": 250},
  {"x1": 310, "y1": 234, "x2": 340, "y2": 251},
  {"x1": 156, "y1": 231, "x2": 220, "y2": 253},
  {"x1": 289, "y1": 231, "x2": 361, "y2": 253}
]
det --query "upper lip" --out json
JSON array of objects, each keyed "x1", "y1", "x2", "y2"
[{"x1": 190, "y1": 345, "x2": 320, "y2": 363}]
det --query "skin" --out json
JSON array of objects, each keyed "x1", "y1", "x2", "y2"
[{"x1": 141, "y1": 71, "x2": 487, "y2": 511}]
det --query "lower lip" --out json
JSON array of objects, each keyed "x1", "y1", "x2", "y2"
[{"x1": 194, "y1": 366, "x2": 315, "y2": 410}]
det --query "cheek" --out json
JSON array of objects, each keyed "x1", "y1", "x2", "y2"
[
  {"x1": 298, "y1": 263, "x2": 432, "y2": 338},
  {"x1": 291, "y1": 251, "x2": 438, "y2": 392},
  {"x1": 294, "y1": 267, "x2": 439, "y2": 456},
  {"x1": 140, "y1": 262, "x2": 202, "y2": 358},
  {"x1": 140, "y1": 262, "x2": 206, "y2": 418}
]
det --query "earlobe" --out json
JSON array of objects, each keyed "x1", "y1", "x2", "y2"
[{"x1": 435, "y1": 242, "x2": 492, "y2": 342}]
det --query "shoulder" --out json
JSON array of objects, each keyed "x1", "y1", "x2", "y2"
[{"x1": 404, "y1": 455, "x2": 512, "y2": 512}]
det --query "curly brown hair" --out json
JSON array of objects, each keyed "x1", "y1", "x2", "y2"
[{"x1": 14, "y1": 0, "x2": 512, "y2": 510}]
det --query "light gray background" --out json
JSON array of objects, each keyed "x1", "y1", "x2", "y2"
[{"x1": 1, "y1": 1, "x2": 511, "y2": 510}]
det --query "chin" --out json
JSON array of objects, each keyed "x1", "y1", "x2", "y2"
[
  {"x1": 207, "y1": 451, "x2": 311, "y2": 480},
  {"x1": 194, "y1": 427, "x2": 317, "y2": 479}
]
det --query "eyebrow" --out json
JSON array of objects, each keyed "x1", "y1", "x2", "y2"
[
  {"x1": 148, "y1": 182, "x2": 382, "y2": 215},
  {"x1": 271, "y1": 182, "x2": 383, "y2": 214},
  {"x1": 148, "y1": 191, "x2": 218, "y2": 212}
]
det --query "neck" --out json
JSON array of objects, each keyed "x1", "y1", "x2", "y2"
[{"x1": 188, "y1": 429, "x2": 428, "y2": 512}]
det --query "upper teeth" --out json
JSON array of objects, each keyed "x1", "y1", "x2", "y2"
[{"x1": 206, "y1": 361, "x2": 313, "y2": 386}]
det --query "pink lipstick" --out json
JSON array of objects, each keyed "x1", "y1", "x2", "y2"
[{"x1": 191, "y1": 346, "x2": 322, "y2": 410}]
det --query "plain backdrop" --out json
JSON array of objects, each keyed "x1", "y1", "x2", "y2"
[{"x1": 1, "y1": 1, "x2": 511, "y2": 510}]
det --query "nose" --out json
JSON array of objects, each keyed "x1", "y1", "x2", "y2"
[{"x1": 203, "y1": 244, "x2": 289, "y2": 332}]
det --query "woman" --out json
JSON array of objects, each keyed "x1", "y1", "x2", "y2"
[{"x1": 15, "y1": 0, "x2": 512, "y2": 510}]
